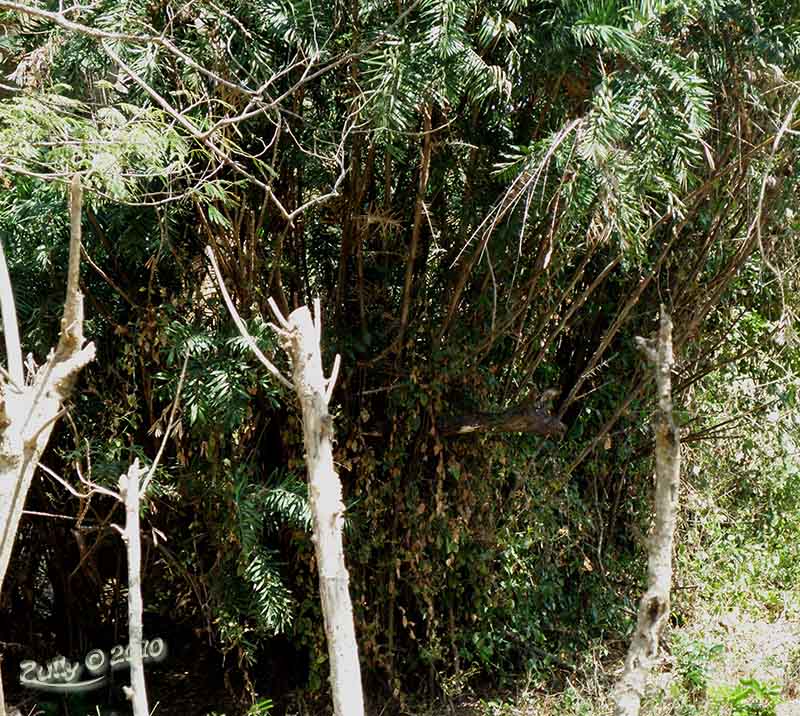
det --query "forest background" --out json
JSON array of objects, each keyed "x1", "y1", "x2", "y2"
[{"x1": 1, "y1": 0, "x2": 800, "y2": 714}]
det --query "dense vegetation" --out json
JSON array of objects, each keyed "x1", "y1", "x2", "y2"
[{"x1": 1, "y1": 0, "x2": 800, "y2": 714}]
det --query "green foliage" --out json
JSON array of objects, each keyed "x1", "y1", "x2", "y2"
[
  {"x1": 206, "y1": 698, "x2": 273, "y2": 716},
  {"x1": 0, "y1": 93, "x2": 189, "y2": 199},
  {"x1": 712, "y1": 678, "x2": 782, "y2": 716},
  {"x1": 158, "y1": 315, "x2": 284, "y2": 431},
  {"x1": 570, "y1": 0, "x2": 640, "y2": 56},
  {"x1": 673, "y1": 635, "x2": 724, "y2": 699},
  {"x1": 361, "y1": 0, "x2": 510, "y2": 131},
  {"x1": 677, "y1": 305, "x2": 800, "y2": 613},
  {"x1": 2, "y1": 0, "x2": 800, "y2": 711},
  {"x1": 203, "y1": 464, "x2": 312, "y2": 667}
]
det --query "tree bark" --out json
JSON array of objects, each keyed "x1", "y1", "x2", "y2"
[
  {"x1": 0, "y1": 175, "x2": 95, "y2": 595},
  {"x1": 612, "y1": 307, "x2": 680, "y2": 716},
  {"x1": 0, "y1": 654, "x2": 6, "y2": 716},
  {"x1": 121, "y1": 459, "x2": 150, "y2": 716},
  {"x1": 207, "y1": 245, "x2": 364, "y2": 716},
  {"x1": 277, "y1": 306, "x2": 364, "y2": 716}
]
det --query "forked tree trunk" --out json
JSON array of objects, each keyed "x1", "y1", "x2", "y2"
[
  {"x1": 0, "y1": 176, "x2": 95, "y2": 590},
  {"x1": 0, "y1": 177, "x2": 95, "y2": 587},
  {"x1": 0, "y1": 176, "x2": 94, "y2": 716},
  {"x1": 277, "y1": 306, "x2": 364, "y2": 716},
  {"x1": 612, "y1": 307, "x2": 681, "y2": 716}
]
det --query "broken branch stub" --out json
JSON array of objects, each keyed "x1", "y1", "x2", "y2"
[
  {"x1": 612, "y1": 307, "x2": 680, "y2": 716},
  {"x1": 0, "y1": 176, "x2": 95, "y2": 596},
  {"x1": 275, "y1": 305, "x2": 365, "y2": 716}
]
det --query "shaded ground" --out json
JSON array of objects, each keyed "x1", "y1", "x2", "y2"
[
  {"x1": 6, "y1": 596, "x2": 800, "y2": 716},
  {"x1": 5, "y1": 639, "x2": 240, "y2": 716}
]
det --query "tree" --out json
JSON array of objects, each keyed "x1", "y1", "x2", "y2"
[
  {"x1": 0, "y1": 0, "x2": 798, "y2": 709},
  {"x1": 0, "y1": 176, "x2": 94, "y2": 712},
  {"x1": 612, "y1": 308, "x2": 680, "y2": 716},
  {"x1": 208, "y1": 248, "x2": 364, "y2": 716}
]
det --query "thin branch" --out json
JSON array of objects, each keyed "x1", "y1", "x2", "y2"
[
  {"x1": 205, "y1": 246, "x2": 293, "y2": 389},
  {"x1": 746, "y1": 92, "x2": 800, "y2": 326},
  {"x1": 0, "y1": 0, "x2": 252, "y2": 94},
  {"x1": 24, "y1": 408, "x2": 66, "y2": 447},
  {"x1": 313, "y1": 296, "x2": 322, "y2": 346},
  {"x1": 267, "y1": 296, "x2": 291, "y2": 330},
  {"x1": 81, "y1": 245, "x2": 137, "y2": 308},
  {"x1": 101, "y1": 42, "x2": 293, "y2": 223},
  {"x1": 22, "y1": 509, "x2": 76, "y2": 520},
  {"x1": 39, "y1": 461, "x2": 122, "y2": 502},
  {"x1": 0, "y1": 365, "x2": 21, "y2": 393},
  {"x1": 55, "y1": 174, "x2": 85, "y2": 357},
  {"x1": 325, "y1": 354, "x2": 341, "y2": 403},
  {"x1": 141, "y1": 351, "x2": 190, "y2": 495},
  {"x1": 398, "y1": 106, "x2": 432, "y2": 351}
]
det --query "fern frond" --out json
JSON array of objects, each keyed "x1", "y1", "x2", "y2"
[
  {"x1": 571, "y1": 0, "x2": 640, "y2": 57},
  {"x1": 244, "y1": 549, "x2": 295, "y2": 633}
]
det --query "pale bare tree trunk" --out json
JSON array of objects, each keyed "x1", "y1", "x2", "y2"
[
  {"x1": 277, "y1": 305, "x2": 364, "y2": 716},
  {"x1": 206, "y1": 247, "x2": 364, "y2": 716},
  {"x1": 612, "y1": 307, "x2": 680, "y2": 716},
  {"x1": 0, "y1": 177, "x2": 94, "y2": 707},
  {"x1": 0, "y1": 654, "x2": 6, "y2": 716},
  {"x1": 0, "y1": 176, "x2": 95, "y2": 593},
  {"x1": 121, "y1": 459, "x2": 150, "y2": 716}
]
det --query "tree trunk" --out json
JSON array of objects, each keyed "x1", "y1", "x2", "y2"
[
  {"x1": 206, "y1": 246, "x2": 364, "y2": 716},
  {"x1": 279, "y1": 306, "x2": 364, "y2": 716},
  {"x1": 612, "y1": 307, "x2": 680, "y2": 716},
  {"x1": 121, "y1": 459, "x2": 150, "y2": 716},
  {"x1": 0, "y1": 174, "x2": 95, "y2": 594},
  {"x1": 0, "y1": 177, "x2": 94, "y2": 712},
  {"x1": 0, "y1": 654, "x2": 6, "y2": 716}
]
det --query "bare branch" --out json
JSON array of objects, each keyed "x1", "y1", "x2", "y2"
[
  {"x1": 267, "y1": 297, "x2": 291, "y2": 330},
  {"x1": 81, "y1": 244, "x2": 137, "y2": 308},
  {"x1": 0, "y1": 0, "x2": 253, "y2": 94},
  {"x1": 101, "y1": 42, "x2": 293, "y2": 223},
  {"x1": 205, "y1": 246, "x2": 293, "y2": 389},
  {"x1": 39, "y1": 461, "x2": 122, "y2": 503},
  {"x1": 141, "y1": 352, "x2": 189, "y2": 494},
  {"x1": 55, "y1": 174, "x2": 86, "y2": 359},
  {"x1": 398, "y1": 106, "x2": 432, "y2": 350},
  {"x1": 745, "y1": 92, "x2": 800, "y2": 328},
  {"x1": 325, "y1": 354, "x2": 341, "y2": 403},
  {"x1": 313, "y1": 296, "x2": 322, "y2": 346},
  {"x1": 24, "y1": 408, "x2": 66, "y2": 448}
]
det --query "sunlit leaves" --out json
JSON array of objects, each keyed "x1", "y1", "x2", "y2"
[
  {"x1": 570, "y1": 0, "x2": 640, "y2": 57},
  {"x1": 477, "y1": 12, "x2": 519, "y2": 50},
  {"x1": 0, "y1": 93, "x2": 189, "y2": 199},
  {"x1": 257, "y1": 0, "x2": 328, "y2": 56},
  {"x1": 361, "y1": 0, "x2": 510, "y2": 131},
  {"x1": 420, "y1": 0, "x2": 470, "y2": 59}
]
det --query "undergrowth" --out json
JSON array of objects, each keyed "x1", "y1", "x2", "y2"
[{"x1": 461, "y1": 312, "x2": 800, "y2": 716}]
